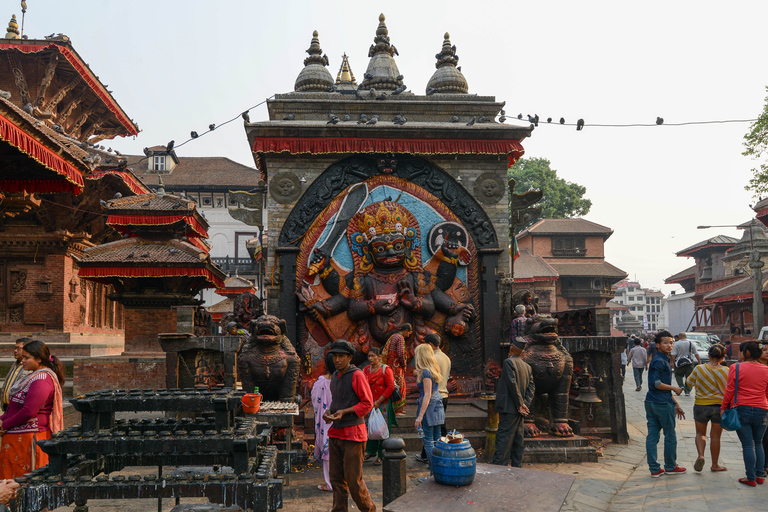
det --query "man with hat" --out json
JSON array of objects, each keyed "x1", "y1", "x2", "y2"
[
  {"x1": 491, "y1": 338, "x2": 535, "y2": 467},
  {"x1": 322, "y1": 340, "x2": 376, "y2": 512}
]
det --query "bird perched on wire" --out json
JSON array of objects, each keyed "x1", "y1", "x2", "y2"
[
  {"x1": 547, "y1": 117, "x2": 552, "y2": 123},
  {"x1": 426, "y1": 87, "x2": 437, "y2": 96},
  {"x1": 517, "y1": 113, "x2": 523, "y2": 119},
  {"x1": 376, "y1": 92, "x2": 388, "y2": 101},
  {"x1": 576, "y1": 119, "x2": 585, "y2": 131},
  {"x1": 209, "y1": 123, "x2": 216, "y2": 131},
  {"x1": 450, "y1": 116, "x2": 460, "y2": 123},
  {"x1": 190, "y1": 131, "x2": 198, "y2": 139},
  {"x1": 392, "y1": 84, "x2": 407, "y2": 95},
  {"x1": 527, "y1": 114, "x2": 539, "y2": 126},
  {"x1": 559, "y1": 118, "x2": 565, "y2": 125},
  {"x1": 242, "y1": 111, "x2": 250, "y2": 123},
  {"x1": 283, "y1": 113, "x2": 295, "y2": 121},
  {"x1": 327, "y1": 114, "x2": 339, "y2": 125},
  {"x1": 393, "y1": 114, "x2": 407, "y2": 125},
  {"x1": 366, "y1": 114, "x2": 379, "y2": 125},
  {"x1": 656, "y1": 117, "x2": 664, "y2": 125},
  {"x1": 357, "y1": 114, "x2": 369, "y2": 124},
  {"x1": 342, "y1": 113, "x2": 351, "y2": 122},
  {"x1": 466, "y1": 116, "x2": 476, "y2": 126},
  {"x1": 166, "y1": 140, "x2": 174, "y2": 152},
  {"x1": 499, "y1": 110, "x2": 506, "y2": 123}
]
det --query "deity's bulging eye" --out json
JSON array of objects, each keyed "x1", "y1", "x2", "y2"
[{"x1": 394, "y1": 243, "x2": 403, "y2": 251}]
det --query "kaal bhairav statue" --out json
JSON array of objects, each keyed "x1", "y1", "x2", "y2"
[
  {"x1": 520, "y1": 315, "x2": 574, "y2": 437},
  {"x1": 237, "y1": 314, "x2": 300, "y2": 402},
  {"x1": 298, "y1": 198, "x2": 475, "y2": 358}
]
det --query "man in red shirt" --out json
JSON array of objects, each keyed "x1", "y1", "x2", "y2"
[{"x1": 323, "y1": 340, "x2": 376, "y2": 512}]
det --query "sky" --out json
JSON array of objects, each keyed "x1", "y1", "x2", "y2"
[{"x1": 8, "y1": 0, "x2": 768, "y2": 295}]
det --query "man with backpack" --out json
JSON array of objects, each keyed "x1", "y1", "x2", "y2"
[{"x1": 670, "y1": 333, "x2": 701, "y2": 396}]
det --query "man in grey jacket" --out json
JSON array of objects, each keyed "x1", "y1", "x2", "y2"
[{"x1": 492, "y1": 338, "x2": 535, "y2": 467}]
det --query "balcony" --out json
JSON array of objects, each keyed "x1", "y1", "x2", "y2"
[
  {"x1": 560, "y1": 287, "x2": 615, "y2": 299},
  {"x1": 211, "y1": 257, "x2": 257, "y2": 275},
  {"x1": 551, "y1": 249, "x2": 586, "y2": 258}
]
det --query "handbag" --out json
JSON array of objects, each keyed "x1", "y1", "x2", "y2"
[
  {"x1": 720, "y1": 363, "x2": 742, "y2": 431},
  {"x1": 675, "y1": 341, "x2": 695, "y2": 368},
  {"x1": 382, "y1": 364, "x2": 403, "y2": 403}
]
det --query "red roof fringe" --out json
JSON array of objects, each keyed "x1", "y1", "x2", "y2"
[
  {"x1": 0, "y1": 43, "x2": 138, "y2": 137},
  {"x1": 0, "y1": 112, "x2": 84, "y2": 194},
  {"x1": 77, "y1": 266, "x2": 224, "y2": 289},
  {"x1": 215, "y1": 287, "x2": 254, "y2": 297},
  {"x1": 86, "y1": 170, "x2": 148, "y2": 195},
  {"x1": 107, "y1": 214, "x2": 208, "y2": 238},
  {"x1": 252, "y1": 137, "x2": 525, "y2": 157}
]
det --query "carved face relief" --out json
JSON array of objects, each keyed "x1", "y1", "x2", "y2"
[
  {"x1": 269, "y1": 172, "x2": 302, "y2": 203},
  {"x1": 473, "y1": 172, "x2": 505, "y2": 204},
  {"x1": 370, "y1": 233, "x2": 406, "y2": 268}
]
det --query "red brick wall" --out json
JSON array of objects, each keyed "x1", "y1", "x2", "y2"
[
  {"x1": 72, "y1": 357, "x2": 166, "y2": 395},
  {"x1": 123, "y1": 308, "x2": 177, "y2": 354}
]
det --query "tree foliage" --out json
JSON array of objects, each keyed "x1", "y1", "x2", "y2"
[
  {"x1": 508, "y1": 157, "x2": 592, "y2": 231},
  {"x1": 744, "y1": 86, "x2": 768, "y2": 197}
]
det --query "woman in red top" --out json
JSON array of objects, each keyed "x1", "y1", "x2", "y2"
[
  {"x1": 721, "y1": 341, "x2": 768, "y2": 486},
  {"x1": 363, "y1": 347, "x2": 395, "y2": 465},
  {"x1": 382, "y1": 323, "x2": 410, "y2": 415},
  {"x1": 0, "y1": 340, "x2": 65, "y2": 479}
]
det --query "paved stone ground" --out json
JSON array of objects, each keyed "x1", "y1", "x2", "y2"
[{"x1": 51, "y1": 374, "x2": 766, "y2": 512}]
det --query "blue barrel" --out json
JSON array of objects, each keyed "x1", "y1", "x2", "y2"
[{"x1": 431, "y1": 439, "x2": 476, "y2": 486}]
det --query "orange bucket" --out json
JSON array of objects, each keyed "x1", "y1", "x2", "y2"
[{"x1": 242, "y1": 393, "x2": 261, "y2": 414}]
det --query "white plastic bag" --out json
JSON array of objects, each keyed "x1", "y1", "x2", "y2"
[{"x1": 367, "y1": 407, "x2": 389, "y2": 440}]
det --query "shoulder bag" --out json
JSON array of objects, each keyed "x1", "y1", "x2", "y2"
[
  {"x1": 720, "y1": 363, "x2": 742, "y2": 431},
  {"x1": 382, "y1": 364, "x2": 402, "y2": 404},
  {"x1": 675, "y1": 341, "x2": 696, "y2": 368}
]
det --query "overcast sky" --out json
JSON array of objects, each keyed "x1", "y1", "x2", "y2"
[{"x1": 11, "y1": 0, "x2": 768, "y2": 294}]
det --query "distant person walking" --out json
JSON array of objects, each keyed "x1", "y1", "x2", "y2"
[
  {"x1": 311, "y1": 353, "x2": 335, "y2": 492},
  {"x1": 687, "y1": 344, "x2": 728, "y2": 472},
  {"x1": 645, "y1": 330, "x2": 687, "y2": 478},
  {"x1": 492, "y1": 339, "x2": 535, "y2": 467},
  {"x1": 382, "y1": 324, "x2": 410, "y2": 416},
  {"x1": 629, "y1": 338, "x2": 648, "y2": 391},
  {"x1": 721, "y1": 341, "x2": 768, "y2": 487},
  {"x1": 0, "y1": 338, "x2": 30, "y2": 412},
  {"x1": 671, "y1": 333, "x2": 700, "y2": 396}
]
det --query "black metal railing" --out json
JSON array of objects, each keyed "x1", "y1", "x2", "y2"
[{"x1": 212, "y1": 256, "x2": 257, "y2": 273}]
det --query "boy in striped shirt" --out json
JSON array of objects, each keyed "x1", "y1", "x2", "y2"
[{"x1": 687, "y1": 343, "x2": 729, "y2": 472}]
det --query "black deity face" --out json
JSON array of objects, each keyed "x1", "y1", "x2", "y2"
[{"x1": 370, "y1": 233, "x2": 406, "y2": 268}]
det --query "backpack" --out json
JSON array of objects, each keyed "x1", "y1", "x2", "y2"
[{"x1": 676, "y1": 341, "x2": 695, "y2": 368}]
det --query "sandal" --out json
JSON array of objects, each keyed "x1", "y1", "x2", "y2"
[
  {"x1": 364, "y1": 453, "x2": 373, "y2": 461},
  {"x1": 317, "y1": 484, "x2": 332, "y2": 492},
  {"x1": 694, "y1": 457, "x2": 705, "y2": 472},
  {"x1": 710, "y1": 466, "x2": 728, "y2": 472},
  {"x1": 374, "y1": 458, "x2": 382, "y2": 466}
]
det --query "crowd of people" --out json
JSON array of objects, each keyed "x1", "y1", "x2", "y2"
[
  {"x1": 0, "y1": 338, "x2": 66, "y2": 506},
  {"x1": 632, "y1": 330, "x2": 768, "y2": 487}
]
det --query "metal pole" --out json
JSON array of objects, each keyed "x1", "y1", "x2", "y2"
[{"x1": 382, "y1": 437, "x2": 407, "y2": 506}]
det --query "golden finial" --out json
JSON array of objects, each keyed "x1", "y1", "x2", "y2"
[
  {"x1": 5, "y1": 14, "x2": 20, "y2": 39},
  {"x1": 335, "y1": 53, "x2": 357, "y2": 86}
]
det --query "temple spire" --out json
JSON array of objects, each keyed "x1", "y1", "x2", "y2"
[
  {"x1": 335, "y1": 53, "x2": 357, "y2": 88},
  {"x1": 5, "y1": 14, "x2": 20, "y2": 39},
  {"x1": 361, "y1": 13, "x2": 403, "y2": 92},
  {"x1": 426, "y1": 32, "x2": 468, "y2": 94},
  {"x1": 294, "y1": 30, "x2": 334, "y2": 92}
]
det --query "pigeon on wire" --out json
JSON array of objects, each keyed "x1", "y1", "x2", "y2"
[
  {"x1": 656, "y1": 117, "x2": 664, "y2": 125},
  {"x1": 242, "y1": 111, "x2": 250, "y2": 123},
  {"x1": 166, "y1": 140, "x2": 174, "y2": 152},
  {"x1": 517, "y1": 113, "x2": 523, "y2": 119},
  {"x1": 559, "y1": 118, "x2": 565, "y2": 124},
  {"x1": 576, "y1": 119, "x2": 585, "y2": 131},
  {"x1": 547, "y1": 117, "x2": 552, "y2": 123},
  {"x1": 499, "y1": 110, "x2": 506, "y2": 123},
  {"x1": 209, "y1": 123, "x2": 216, "y2": 131},
  {"x1": 190, "y1": 131, "x2": 198, "y2": 138},
  {"x1": 527, "y1": 114, "x2": 539, "y2": 127}
]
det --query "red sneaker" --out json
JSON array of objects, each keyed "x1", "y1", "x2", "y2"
[
  {"x1": 665, "y1": 466, "x2": 686, "y2": 475},
  {"x1": 756, "y1": 477, "x2": 765, "y2": 485},
  {"x1": 739, "y1": 477, "x2": 757, "y2": 487},
  {"x1": 650, "y1": 469, "x2": 665, "y2": 478}
]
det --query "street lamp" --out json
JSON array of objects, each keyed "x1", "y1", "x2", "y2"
[{"x1": 698, "y1": 220, "x2": 764, "y2": 336}]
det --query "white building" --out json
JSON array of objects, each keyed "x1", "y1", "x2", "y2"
[{"x1": 611, "y1": 279, "x2": 664, "y2": 332}]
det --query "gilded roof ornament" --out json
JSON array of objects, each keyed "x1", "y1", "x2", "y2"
[
  {"x1": 5, "y1": 14, "x2": 20, "y2": 39},
  {"x1": 426, "y1": 32, "x2": 468, "y2": 94},
  {"x1": 335, "y1": 53, "x2": 357, "y2": 89},
  {"x1": 294, "y1": 30, "x2": 335, "y2": 92}
]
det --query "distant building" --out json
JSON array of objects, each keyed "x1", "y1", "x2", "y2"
[
  {"x1": 611, "y1": 280, "x2": 663, "y2": 333},
  {"x1": 514, "y1": 219, "x2": 627, "y2": 312}
]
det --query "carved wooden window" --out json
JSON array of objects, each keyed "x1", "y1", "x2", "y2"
[{"x1": 552, "y1": 237, "x2": 586, "y2": 257}]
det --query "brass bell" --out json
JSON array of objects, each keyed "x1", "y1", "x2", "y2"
[{"x1": 574, "y1": 384, "x2": 602, "y2": 403}]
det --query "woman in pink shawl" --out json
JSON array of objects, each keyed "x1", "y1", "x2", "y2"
[
  {"x1": 311, "y1": 353, "x2": 334, "y2": 492},
  {"x1": 0, "y1": 340, "x2": 64, "y2": 479}
]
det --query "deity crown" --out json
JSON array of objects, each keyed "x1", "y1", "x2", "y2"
[{"x1": 356, "y1": 202, "x2": 409, "y2": 237}]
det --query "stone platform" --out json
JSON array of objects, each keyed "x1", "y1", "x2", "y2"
[
  {"x1": 522, "y1": 435, "x2": 598, "y2": 463},
  {"x1": 383, "y1": 463, "x2": 574, "y2": 512}
]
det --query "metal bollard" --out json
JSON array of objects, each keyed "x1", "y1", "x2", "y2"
[
  {"x1": 481, "y1": 393, "x2": 498, "y2": 462},
  {"x1": 382, "y1": 436, "x2": 406, "y2": 506}
]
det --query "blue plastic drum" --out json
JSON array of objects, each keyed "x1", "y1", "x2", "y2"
[{"x1": 431, "y1": 439, "x2": 476, "y2": 486}]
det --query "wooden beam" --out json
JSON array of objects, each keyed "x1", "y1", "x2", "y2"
[
  {"x1": 46, "y1": 75, "x2": 78, "y2": 113},
  {"x1": 7, "y1": 53, "x2": 31, "y2": 105},
  {"x1": 35, "y1": 53, "x2": 60, "y2": 108}
]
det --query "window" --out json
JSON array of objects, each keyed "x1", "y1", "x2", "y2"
[
  {"x1": 202, "y1": 196, "x2": 212, "y2": 206},
  {"x1": 153, "y1": 155, "x2": 166, "y2": 171},
  {"x1": 552, "y1": 237, "x2": 586, "y2": 257},
  {"x1": 628, "y1": 296, "x2": 634, "y2": 301}
]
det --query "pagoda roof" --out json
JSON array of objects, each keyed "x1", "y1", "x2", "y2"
[
  {"x1": 512, "y1": 249, "x2": 558, "y2": 282},
  {"x1": 104, "y1": 192, "x2": 209, "y2": 238},
  {"x1": 77, "y1": 238, "x2": 225, "y2": 288},
  {"x1": 0, "y1": 38, "x2": 139, "y2": 140},
  {"x1": 702, "y1": 275, "x2": 768, "y2": 304},
  {"x1": 516, "y1": 219, "x2": 614, "y2": 239},
  {"x1": 665, "y1": 265, "x2": 696, "y2": 284},
  {"x1": 676, "y1": 235, "x2": 738, "y2": 258},
  {"x1": 547, "y1": 261, "x2": 628, "y2": 280},
  {"x1": 215, "y1": 275, "x2": 256, "y2": 297}
]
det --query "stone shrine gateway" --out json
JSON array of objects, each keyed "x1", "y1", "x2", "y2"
[{"x1": 245, "y1": 14, "x2": 532, "y2": 393}]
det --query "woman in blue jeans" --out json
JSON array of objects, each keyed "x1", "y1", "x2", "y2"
[
  {"x1": 721, "y1": 342, "x2": 768, "y2": 486},
  {"x1": 413, "y1": 343, "x2": 445, "y2": 478}
]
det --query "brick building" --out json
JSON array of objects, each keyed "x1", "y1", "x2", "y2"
[{"x1": 514, "y1": 219, "x2": 627, "y2": 312}]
